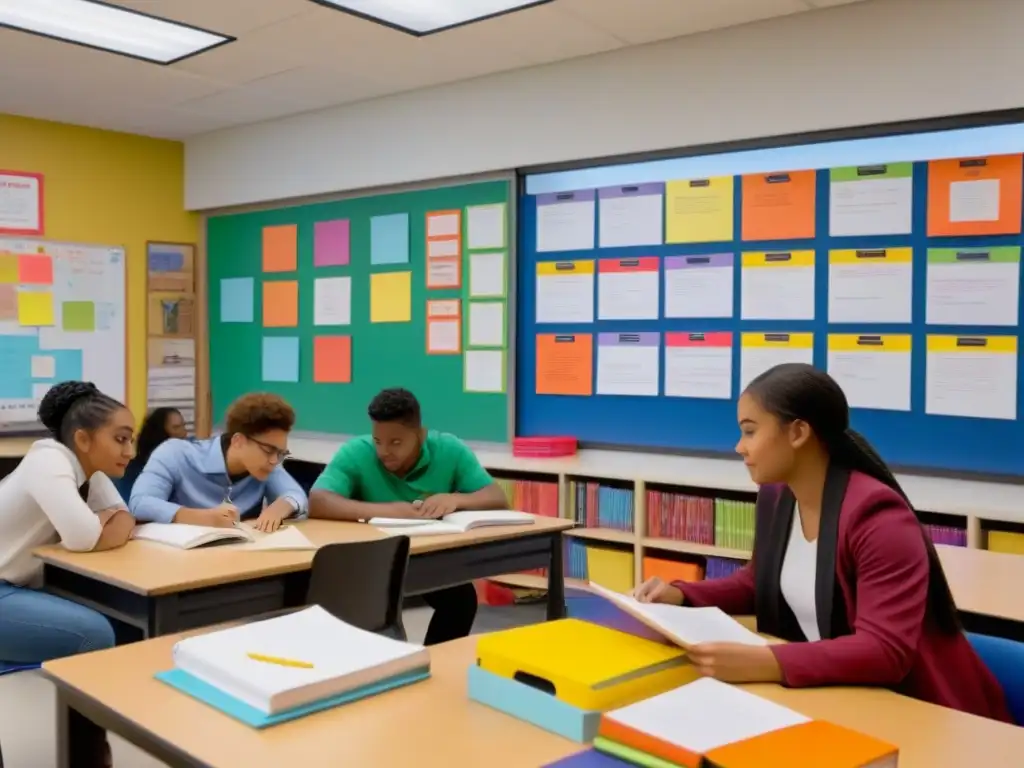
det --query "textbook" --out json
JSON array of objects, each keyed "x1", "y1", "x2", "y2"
[
  {"x1": 370, "y1": 509, "x2": 535, "y2": 536},
  {"x1": 132, "y1": 522, "x2": 315, "y2": 551},
  {"x1": 159, "y1": 606, "x2": 430, "y2": 724},
  {"x1": 703, "y1": 720, "x2": 899, "y2": 768}
]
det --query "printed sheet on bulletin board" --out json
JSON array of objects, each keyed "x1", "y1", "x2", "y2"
[
  {"x1": 0, "y1": 237, "x2": 126, "y2": 432},
  {"x1": 207, "y1": 179, "x2": 512, "y2": 441},
  {"x1": 516, "y1": 147, "x2": 1024, "y2": 478}
]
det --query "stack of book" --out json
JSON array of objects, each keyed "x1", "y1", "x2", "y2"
[
  {"x1": 646, "y1": 491, "x2": 714, "y2": 544},
  {"x1": 494, "y1": 476, "x2": 560, "y2": 518},
  {"x1": 713, "y1": 498, "x2": 755, "y2": 552},
  {"x1": 706, "y1": 556, "x2": 746, "y2": 579},
  {"x1": 570, "y1": 479, "x2": 635, "y2": 532},
  {"x1": 924, "y1": 523, "x2": 967, "y2": 547}
]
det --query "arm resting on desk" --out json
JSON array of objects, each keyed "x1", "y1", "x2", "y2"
[
  {"x1": 265, "y1": 464, "x2": 309, "y2": 519},
  {"x1": 309, "y1": 490, "x2": 404, "y2": 522},
  {"x1": 673, "y1": 562, "x2": 757, "y2": 617},
  {"x1": 92, "y1": 509, "x2": 135, "y2": 551}
]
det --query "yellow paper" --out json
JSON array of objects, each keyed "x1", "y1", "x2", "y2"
[
  {"x1": 18, "y1": 290, "x2": 54, "y2": 326},
  {"x1": 0, "y1": 254, "x2": 18, "y2": 283},
  {"x1": 370, "y1": 271, "x2": 412, "y2": 323},
  {"x1": 665, "y1": 176, "x2": 734, "y2": 243}
]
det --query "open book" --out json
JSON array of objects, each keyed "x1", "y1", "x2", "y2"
[
  {"x1": 369, "y1": 509, "x2": 535, "y2": 537},
  {"x1": 132, "y1": 522, "x2": 315, "y2": 551}
]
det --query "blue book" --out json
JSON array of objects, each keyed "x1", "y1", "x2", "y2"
[{"x1": 545, "y1": 749, "x2": 633, "y2": 767}]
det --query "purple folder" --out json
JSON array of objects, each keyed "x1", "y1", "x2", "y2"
[
  {"x1": 545, "y1": 749, "x2": 632, "y2": 767},
  {"x1": 564, "y1": 587, "x2": 671, "y2": 646}
]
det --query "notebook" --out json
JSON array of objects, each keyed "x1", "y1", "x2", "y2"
[
  {"x1": 544, "y1": 749, "x2": 633, "y2": 767},
  {"x1": 598, "y1": 678, "x2": 810, "y2": 768},
  {"x1": 703, "y1": 720, "x2": 899, "y2": 768},
  {"x1": 132, "y1": 522, "x2": 253, "y2": 549},
  {"x1": 163, "y1": 606, "x2": 429, "y2": 717},
  {"x1": 244, "y1": 526, "x2": 316, "y2": 551},
  {"x1": 587, "y1": 583, "x2": 767, "y2": 648},
  {"x1": 370, "y1": 509, "x2": 535, "y2": 536}
]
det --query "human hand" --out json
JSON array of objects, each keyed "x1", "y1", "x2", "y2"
[
  {"x1": 687, "y1": 643, "x2": 782, "y2": 684},
  {"x1": 253, "y1": 499, "x2": 293, "y2": 533},
  {"x1": 382, "y1": 502, "x2": 421, "y2": 519},
  {"x1": 417, "y1": 494, "x2": 461, "y2": 519},
  {"x1": 633, "y1": 577, "x2": 684, "y2": 605},
  {"x1": 177, "y1": 504, "x2": 239, "y2": 528}
]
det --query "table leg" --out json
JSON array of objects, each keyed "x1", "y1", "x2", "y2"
[
  {"x1": 56, "y1": 692, "x2": 108, "y2": 768},
  {"x1": 546, "y1": 533, "x2": 566, "y2": 621}
]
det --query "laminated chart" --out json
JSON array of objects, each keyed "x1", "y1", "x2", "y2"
[
  {"x1": 598, "y1": 184, "x2": 664, "y2": 248},
  {"x1": 740, "y1": 251, "x2": 815, "y2": 320},
  {"x1": 536, "y1": 190, "x2": 596, "y2": 253},
  {"x1": 925, "y1": 336, "x2": 1017, "y2": 421},
  {"x1": 664, "y1": 332, "x2": 732, "y2": 400},
  {"x1": 663, "y1": 254, "x2": 734, "y2": 318},
  {"x1": 426, "y1": 300, "x2": 461, "y2": 355},
  {"x1": 826, "y1": 335, "x2": 912, "y2": 412},
  {"x1": 828, "y1": 164, "x2": 913, "y2": 237},
  {"x1": 536, "y1": 260, "x2": 595, "y2": 324},
  {"x1": 739, "y1": 333, "x2": 813, "y2": 392},
  {"x1": 828, "y1": 248, "x2": 913, "y2": 324},
  {"x1": 741, "y1": 170, "x2": 815, "y2": 241},
  {"x1": 664, "y1": 177, "x2": 734, "y2": 244},
  {"x1": 597, "y1": 257, "x2": 659, "y2": 321},
  {"x1": 596, "y1": 332, "x2": 659, "y2": 397},
  {"x1": 926, "y1": 154, "x2": 1023, "y2": 237},
  {"x1": 535, "y1": 334, "x2": 593, "y2": 396},
  {"x1": 925, "y1": 247, "x2": 1020, "y2": 327}
]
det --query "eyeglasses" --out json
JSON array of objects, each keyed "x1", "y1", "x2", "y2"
[{"x1": 247, "y1": 435, "x2": 291, "y2": 463}]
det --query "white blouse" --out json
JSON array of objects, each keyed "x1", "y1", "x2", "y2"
[{"x1": 779, "y1": 505, "x2": 821, "y2": 642}]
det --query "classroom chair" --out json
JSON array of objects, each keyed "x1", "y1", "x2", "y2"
[
  {"x1": 967, "y1": 632, "x2": 1024, "y2": 725},
  {"x1": 307, "y1": 536, "x2": 411, "y2": 641}
]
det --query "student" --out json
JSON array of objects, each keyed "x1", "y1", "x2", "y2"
[
  {"x1": 309, "y1": 388, "x2": 509, "y2": 645},
  {"x1": 115, "y1": 406, "x2": 187, "y2": 498},
  {"x1": 130, "y1": 393, "x2": 307, "y2": 532},
  {"x1": 0, "y1": 381, "x2": 138, "y2": 768},
  {"x1": 634, "y1": 363, "x2": 1011, "y2": 722}
]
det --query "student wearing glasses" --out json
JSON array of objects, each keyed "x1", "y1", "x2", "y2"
[{"x1": 129, "y1": 393, "x2": 307, "y2": 532}]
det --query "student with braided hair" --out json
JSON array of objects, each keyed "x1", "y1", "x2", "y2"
[{"x1": 634, "y1": 363, "x2": 1011, "y2": 723}]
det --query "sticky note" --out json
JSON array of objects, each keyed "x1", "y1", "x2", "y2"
[
  {"x1": 62, "y1": 301, "x2": 96, "y2": 332},
  {"x1": 31, "y1": 355, "x2": 56, "y2": 379},
  {"x1": 262, "y1": 337, "x2": 300, "y2": 383},
  {"x1": 262, "y1": 224, "x2": 298, "y2": 273},
  {"x1": 263, "y1": 280, "x2": 299, "y2": 327},
  {"x1": 220, "y1": 277, "x2": 254, "y2": 323},
  {"x1": 370, "y1": 271, "x2": 412, "y2": 323},
  {"x1": 370, "y1": 213, "x2": 410, "y2": 265},
  {"x1": 17, "y1": 290, "x2": 54, "y2": 326},
  {"x1": 18, "y1": 254, "x2": 53, "y2": 285},
  {"x1": 314, "y1": 219, "x2": 350, "y2": 267},
  {"x1": 0, "y1": 284, "x2": 16, "y2": 320},
  {"x1": 0, "y1": 254, "x2": 18, "y2": 283},
  {"x1": 314, "y1": 336, "x2": 352, "y2": 383}
]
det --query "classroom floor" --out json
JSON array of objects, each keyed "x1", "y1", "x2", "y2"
[{"x1": 0, "y1": 602, "x2": 545, "y2": 767}]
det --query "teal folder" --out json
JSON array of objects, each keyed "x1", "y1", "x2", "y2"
[{"x1": 155, "y1": 666, "x2": 430, "y2": 728}]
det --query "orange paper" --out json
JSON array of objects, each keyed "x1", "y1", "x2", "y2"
[
  {"x1": 927, "y1": 154, "x2": 1023, "y2": 236},
  {"x1": 18, "y1": 253, "x2": 53, "y2": 285},
  {"x1": 313, "y1": 336, "x2": 352, "y2": 383},
  {"x1": 263, "y1": 280, "x2": 298, "y2": 327},
  {"x1": 741, "y1": 170, "x2": 816, "y2": 241},
  {"x1": 262, "y1": 224, "x2": 298, "y2": 272},
  {"x1": 536, "y1": 334, "x2": 593, "y2": 396},
  {"x1": 703, "y1": 720, "x2": 898, "y2": 768}
]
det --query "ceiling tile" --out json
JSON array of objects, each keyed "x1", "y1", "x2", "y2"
[
  {"x1": 803, "y1": 0, "x2": 866, "y2": 7},
  {"x1": 107, "y1": 0, "x2": 312, "y2": 35}
]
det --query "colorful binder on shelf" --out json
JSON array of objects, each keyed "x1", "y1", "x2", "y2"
[{"x1": 586, "y1": 547, "x2": 635, "y2": 593}]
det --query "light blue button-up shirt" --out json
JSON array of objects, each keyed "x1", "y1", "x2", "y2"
[{"x1": 129, "y1": 437, "x2": 308, "y2": 524}]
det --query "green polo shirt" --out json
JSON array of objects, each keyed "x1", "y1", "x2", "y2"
[{"x1": 312, "y1": 431, "x2": 494, "y2": 502}]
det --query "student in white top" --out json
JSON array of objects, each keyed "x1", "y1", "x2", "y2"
[{"x1": 0, "y1": 381, "x2": 137, "y2": 768}]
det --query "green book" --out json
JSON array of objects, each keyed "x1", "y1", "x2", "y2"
[{"x1": 593, "y1": 737, "x2": 682, "y2": 768}]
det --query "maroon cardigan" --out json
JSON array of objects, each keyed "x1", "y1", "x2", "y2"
[{"x1": 675, "y1": 469, "x2": 1011, "y2": 723}]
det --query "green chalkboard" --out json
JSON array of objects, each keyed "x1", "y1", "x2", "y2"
[{"x1": 207, "y1": 179, "x2": 511, "y2": 441}]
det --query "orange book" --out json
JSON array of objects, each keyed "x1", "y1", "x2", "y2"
[
  {"x1": 703, "y1": 720, "x2": 898, "y2": 768},
  {"x1": 642, "y1": 557, "x2": 703, "y2": 584}
]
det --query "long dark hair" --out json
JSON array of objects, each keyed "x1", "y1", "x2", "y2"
[
  {"x1": 135, "y1": 407, "x2": 182, "y2": 467},
  {"x1": 745, "y1": 363, "x2": 961, "y2": 634}
]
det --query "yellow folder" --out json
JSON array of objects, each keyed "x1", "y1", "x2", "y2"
[{"x1": 476, "y1": 619, "x2": 698, "y2": 711}]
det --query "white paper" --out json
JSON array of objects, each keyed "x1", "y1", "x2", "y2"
[
  {"x1": 536, "y1": 199, "x2": 595, "y2": 253},
  {"x1": 827, "y1": 348, "x2": 911, "y2": 411},
  {"x1": 598, "y1": 193, "x2": 663, "y2": 248},
  {"x1": 596, "y1": 344, "x2": 659, "y2": 396},
  {"x1": 598, "y1": 270, "x2": 659, "y2": 320},
  {"x1": 466, "y1": 204, "x2": 505, "y2": 250},
  {"x1": 829, "y1": 260, "x2": 913, "y2": 323},
  {"x1": 829, "y1": 176, "x2": 913, "y2": 236},
  {"x1": 664, "y1": 265, "x2": 733, "y2": 318},
  {"x1": 426, "y1": 259, "x2": 460, "y2": 289},
  {"x1": 741, "y1": 264, "x2": 815, "y2": 320},
  {"x1": 313, "y1": 276, "x2": 351, "y2": 326},
  {"x1": 469, "y1": 252, "x2": 505, "y2": 297},
  {"x1": 926, "y1": 347, "x2": 1017, "y2": 420},
  {"x1": 0, "y1": 173, "x2": 41, "y2": 232},
  {"x1": 427, "y1": 238, "x2": 460, "y2": 259},
  {"x1": 428, "y1": 319, "x2": 460, "y2": 353},
  {"x1": 468, "y1": 302, "x2": 504, "y2": 347},
  {"x1": 536, "y1": 270, "x2": 594, "y2": 324},
  {"x1": 246, "y1": 527, "x2": 316, "y2": 551},
  {"x1": 30, "y1": 355, "x2": 55, "y2": 378},
  {"x1": 427, "y1": 213, "x2": 460, "y2": 238},
  {"x1": 427, "y1": 300, "x2": 460, "y2": 318},
  {"x1": 926, "y1": 261, "x2": 1019, "y2": 326},
  {"x1": 464, "y1": 350, "x2": 504, "y2": 393},
  {"x1": 739, "y1": 343, "x2": 813, "y2": 392},
  {"x1": 950, "y1": 179, "x2": 1000, "y2": 222},
  {"x1": 665, "y1": 347, "x2": 732, "y2": 400}
]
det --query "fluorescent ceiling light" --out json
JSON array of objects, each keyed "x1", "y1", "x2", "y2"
[
  {"x1": 0, "y1": 0, "x2": 233, "y2": 64},
  {"x1": 309, "y1": 0, "x2": 555, "y2": 35}
]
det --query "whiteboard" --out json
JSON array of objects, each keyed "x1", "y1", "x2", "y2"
[{"x1": 0, "y1": 237, "x2": 126, "y2": 432}]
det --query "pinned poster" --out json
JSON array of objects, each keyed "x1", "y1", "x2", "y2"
[
  {"x1": 262, "y1": 280, "x2": 299, "y2": 328},
  {"x1": 261, "y1": 336, "x2": 299, "y2": 383},
  {"x1": 740, "y1": 251, "x2": 815, "y2": 320},
  {"x1": 313, "y1": 336, "x2": 352, "y2": 383},
  {"x1": 262, "y1": 225, "x2": 297, "y2": 273},
  {"x1": 18, "y1": 253, "x2": 53, "y2": 285},
  {"x1": 535, "y1": 189, "x2": 596, "y2": 253},
  {"x1": 536, "y1": 333, "x2": 593, "y2": 396},
  {"x1": 927, "y1": 154, "x2": 1023, "y2": 236},
  {"x1": 426, "y1": 210, "x2": 461, "y2": 260},
  {"x1": 665, "y1": 177, "x2": 734, "y2": 244},
  {"x1": 828, "y1": 248, "x2": 913, "y2": 324},
  {"x1": 313, "y1": 219, "x2": 350, "y2": 267},
  {"x1": 664, "y1": 254, "x2": 734, "y2": 319},
  {"x1": 741, "y1": 170, "x2": 816, "y2": 241},
  {"x1": 426, "y1": 300, "x2": 461, "y2": 355},
  {"x1": 17, "y1": 289, "x2": 53, "y2": 326},
  {"x1": 313, "y1": 276, "x2": 351, "y2": 326},
  {"x1": 62, "y1": 301, "x2": 96, "y2": 332},
  {"x1": 596, "y1": 332, "x2": 660, "y2": 396},
  {"x1": 664, "y1": 332, "x2": 732, "y2": 400},
  {"x1": 536, "y1": 260, "x2": 595, "y2": 324},
  {"x1": 597, "y1": 257, "x2": 659, "y2": 320},
  {"x1": 466, "y1": 203, "x2": 506, "y2": 250},
  {"x1": 0, "y1": 284, "x2": 15, "y2": 320},
  {"x1": 925, "y1": 247, "x2": 1020, "y2": 326},
  {"x1": 468, "y1": 251, "x2": 506, "y2": 298},
  {"x1": 598, "y1": 183, "x2": 664, "y2": 248},
  {"x1": 370, "y1": 271, "x2": 412, "y2": 323},
  {"x1": 926, "y1": 336, "x2": 1017, "y2": 420},
  {"x1": 827, "y1": 335, "x2": 911, "y2": 412},
  {"x1": 829, "y1": 164, "x2": 913, "y2": 237},
  {"x1": 426, "y1": 257, "x2": 461, "y2": 289},
  {"x1": 464, "y1": 349, "x2": 505, "y2": 393},
  {"x1": 467, "y1": 301, "x2": 506, "y2": 348},
  {"x1": 220, "y1": 277, "x2": 254, "y2": 323},
  {"x1": 370, "y1": 213, "x2": 410, "y2": 266},
  {"x1": 739, "y1": 333, "x2": 813, "y2": 391},
  {"x1": 0, "y1": 253, "x2": 17, "y2": 283}
]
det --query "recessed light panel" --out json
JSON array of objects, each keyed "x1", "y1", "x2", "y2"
[
  {"x1": 0, "y1": 0, "x2": 233, "y2": 64},
  {"x1": 310, "y1": 0, "x2": 554, "y2": 36}
]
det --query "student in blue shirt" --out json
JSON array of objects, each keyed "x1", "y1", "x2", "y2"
[{"x1": 130, "y1": 393, "x2": 307, "y2": 532}]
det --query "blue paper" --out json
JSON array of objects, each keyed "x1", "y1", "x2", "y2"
[
  {"x1": 370, "y1": 213, "x2": 410, "y2": 265},
  {"x1": 220, "y1": 277, "x2": 254, "y2": 323},
  {"x1": 262, "y1": 336, "x2": 299, "y2": 383},
  {"x1": 545, "y1": 750, "x2": 632, "y2": 767}
]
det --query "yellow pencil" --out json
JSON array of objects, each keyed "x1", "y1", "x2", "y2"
[{"x1": 247, "y1": 652, "x2": 314, "y2": 669}]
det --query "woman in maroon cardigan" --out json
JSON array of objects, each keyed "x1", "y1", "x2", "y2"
[{"x1": 635, "y1": 363, "x2": 1011, "y2": 723}]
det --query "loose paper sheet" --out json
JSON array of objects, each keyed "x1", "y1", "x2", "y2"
[
  {"x1": 740, "y1": 252, "x2": 815, "y2": 320},
  {"x1": 535, "y1": 334, "x2": 593, "y2": 396},
  {"x1": 664, "y1": 332, "x2": 732, "y2": 400},
  {"x1": 664, "y1": 254, "x2": 734, "y2": 318},
  {"x1": 536, "y1": 261, "x2": 594, "y2": 324},
  {"x1": 949, "y1": 179, "x2": 1000, "y2": 223},
  {"x1": 370, "y1": 213, "x2": 410, "y2": 266},
  {"x1": 596, "y1": 333, "x2": 659, "y2": 396},
  {"x1": 370, "y1": 271, "x2": 411, "y2": 323},
  {"x1": 925, "y1": 247, "x2": 1020, "y2": 326},
  {"x1": 261, "y1": 336, "x2": 299, "y2": 383},
  {"x1": 220, "y1": 277, "x2": 254, "y2": 323},
  {"x1": 426, "y1": 258, "x2": 461, "y2": 289},
  {"x1": 827, "y1": 335, "x2": 911, "y2": 412},
  {"x1": 467, "y1": 301, "x2": 505, "y2": 348},
  {"x1": 468, "y1": 251, "x2": 506, "y2": 298},
  {"x1": 828, "y1": 164, "x2": 913, "y2": 237},
  {"x1": 828, "y1": 249, "x2": 913, "y2": 324},
  {"x1": 464, "y1": 350, "x2": 504, "y2": 393},
  {"x1": 597, "y1": 258, "x2": 659, "y2": 320},
  {"x1": 665, "y1": 177, "x2": 734, "y2": 244},
  {"x1": 598, "y1": 184, "x2": 664, "y2": 248},
  {"x1": 739, "y1": 333, "x2": 814, "y2": 391},
  {"x1": 313, "y1": 276, "x2": 351, "y2": 326},
  {"x1": 925, "y1": 336, "x2": 1017, "y2": 420},
  {"x1": 313, "y1": 336, "x2": 351, "y2": 383},
  {"x1": 466, "y1": 204, "x2": 506, "y2": 250},
  {"x1": 535, "y1": 190, "x2": 596, "y2": 253}
]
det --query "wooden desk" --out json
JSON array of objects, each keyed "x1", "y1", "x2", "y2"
[
  {"x1": 44, "y1": 633, "x2": 1024, "y2": 768},
  {"x1": 938, "y1": 544, "x2": 1024, "y2": 638},
  {"x1": 34, "y1": 516, "x2": 573, "y2": 637}
]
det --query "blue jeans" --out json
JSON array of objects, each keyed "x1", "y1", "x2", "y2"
[{"x1": 0, "y1": 582, "x2": 115, "y2": 663}]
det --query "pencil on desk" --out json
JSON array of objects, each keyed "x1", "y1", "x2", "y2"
[{"x1": 247, "y1": 652, "x2": 315, "y2": 669}]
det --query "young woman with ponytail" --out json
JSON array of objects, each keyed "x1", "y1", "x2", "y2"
[{"x1": 634, "y1": 363, "x2": 1011, "y2": 722}]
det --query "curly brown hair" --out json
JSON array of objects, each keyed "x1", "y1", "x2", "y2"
[{"x1": 225, "y1": 393, "x2": 295, "y2": 436}]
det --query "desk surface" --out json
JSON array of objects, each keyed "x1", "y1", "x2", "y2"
[
  {"x1": 33, "y1": 516, "x2": 573, "y2": 596},
  {"x1": 44, "y1": 632, "x2": 1023, "y2": 768},
  {"x1": 938, "y1": 544, "x2": 1024, "y2": 623}
]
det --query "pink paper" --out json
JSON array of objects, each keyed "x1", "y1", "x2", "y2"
[{"x1": 314, "y1": 219, "x2": 350, "y2": 267}]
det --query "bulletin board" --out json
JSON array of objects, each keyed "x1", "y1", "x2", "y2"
[
  {"x1": 0, "y1": 237, "x2": 126, "y2": 433},
  {"x1": 516, "y1": 151, "x2": 1024, "y2": 478},
  {"x1": 207, "y1": 179, "x2": 512, "y2": 441}
]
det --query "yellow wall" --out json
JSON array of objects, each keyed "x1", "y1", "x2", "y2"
[{"x1": 0, "y1": 114, "x2": 197, "y2": 420}]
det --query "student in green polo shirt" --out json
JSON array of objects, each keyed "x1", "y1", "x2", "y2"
[{"x1": 309, "y1": 387, "x2": 509, "y2": 645}]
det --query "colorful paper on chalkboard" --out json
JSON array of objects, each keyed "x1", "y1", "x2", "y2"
[
  {"x1": 427, "y1": 300, "x2": 461, "y2": 355},
  {"x1": 536, "y1": 190, "x2": 596, "y2": 253},
  {"x1": 828, "y1": 248, "x2": 912, "y2": 324},
  {"x1": 740, "y1": 251, "x2": 815, "y2": 320},
  {"x1": 536, "y1": 334, "x2": 593, "y2": 396},
  {"x1": 62, "y1": 301, "x2": 96, "y2": 332},
  {"x1": 741, "y1": 170, "x2": 816, "y2": 241},
  {"x1": 18, "y1": 253, "x2": 53, "y2": 285},
  {"x1": 313, "y1": 336, "x2": 352, "y2": 383},
  {"x1": 370, "y1": 213, "x2": 410, "y2": 266},
  {"x1": 597, "y1": 257, "x2": 659, "y2": 321},
  {"x1": 467, "y1": 301, "x2": 505, "y2": 348},
  {"x1": 0, "y1": 254, "x2": 18, "y2": 283},
  {"x1": 370, "y1": 271, "x2": 411, "y2": 323},
  {"x1": 468, "y1": 251, "x2": 506, "y2": 298},
  {"x1": 464, "y1": 349, "x2": 505, "y2": 393},
  {"x1": 536, "y1": 260, "x2": 595, "y2": 324},
  {"x1": 262, "y1": 225, "x2": 298, "y2": 273},
  {"x1": 598, "y1": 184, "x2": 664, "y2": 248},
  {"x1": 664, "y1": 332, "x2": 732, "y2": 400},
  {"x1": 829, "y1": 164, "x2": 913, "y2": 237},
  {"x1": 925, "y1": 247, "x2": 1020, "y2": 327},
  {"x1": 0, "y1": 284, "x2": 15, "y2": 320},
  {"x1": 663, "y1": 254, "x2": 734, "y2": 319},
  {"x1": 314, "y1": 219, "x2": 350, "y2": 267},
  {"x1": 927, "y1": 154, "x2": 1023, "y2": 236},
  {"x1": 263, "y1": 280, "x2": 299, "y2": 328},
  {"x1": 925, "y1": 336, "x2": 1017, "y2": 420},
  {"x1": 17, "y1": 289, "x2": 53, "y2": 326},
  {"x1": 827, "y1": 334, "x2": 912, "y2": 412},
  {"x1": 596, "y1": 332, "x2": 660, "y2": 397},
  {"x1": 262, "y1": 336, "x2": 300, "y2": 383},
  {"x1": 665, "y1": 177, "x2": 734, "y2": 244},
  {"x1": 466, "y1": 203, "x2": 506, "y2": 250},
  {"x1": 739, "y1": 333, "x2": 813, "y2": 391},
  {"x1": 220, "y1": 277, "x2": 254, "y2": 323}
]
